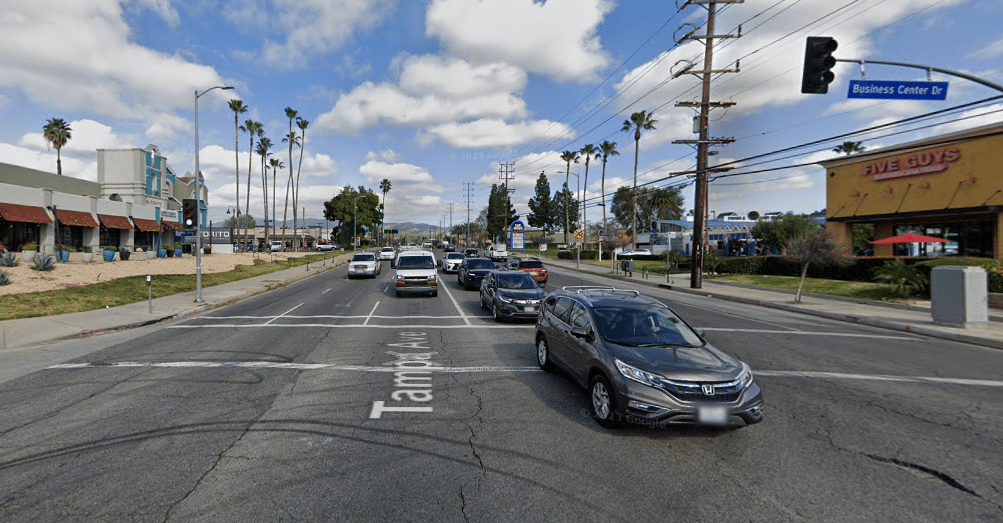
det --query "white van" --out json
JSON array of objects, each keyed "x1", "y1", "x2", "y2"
[{"x1": 394, "y1": 250, "x2": 438, "y2": 297}]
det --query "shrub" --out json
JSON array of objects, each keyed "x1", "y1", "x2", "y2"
[
  {"x1": 31, "y1": 254, "x2": 56, "y2": 271},
  {"x1": 80, "y1": 245, "x2": 92, "y2": 253},
  {"x1": 872, "y1": 259, "x2": 928, "y2": 297},
  {"x1": 0, "y1": 252, "x2": 19, "y2": 267},
  {"x1": 23, "y1": 241, "x2": 37, "y2": 251},
  {"x1": 0, "y1": 270, "x2": 9, "y2": 285}
]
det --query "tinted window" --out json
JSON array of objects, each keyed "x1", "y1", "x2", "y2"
[
  {"x1": 519, "y1": 261, "x2": 544, "y2": 268},
  {"x1": 552, "y1": 297, "x2": 574, "y2": 324},
  {"x1": 446, "y1": 253, "x2": 465, "y2": 259},
  {"x1": 497, "y1": 273, "x2": 537, "y2": 289},
  {"x1": 466, "y1": 259, "x2": 495, "y2": 269},
  {"x1": 398, "y1": 256, "x2": 435, "y2": 269},
  {"x1": 568, "y1": 303, "x2": 591, "y2": 329},
  {"x1": 352, "y1": 254, "x2": 375, "y2": 262},
  {"x1": 593, "y1": 306, "x2": 703, "y2": 347}
]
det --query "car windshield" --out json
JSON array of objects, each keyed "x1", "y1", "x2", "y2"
[
  {"x1": 466, "y1": 259, "x2": 494, "y2": 269},
  {"x1": 398, "y1": 256, "x2": 435, "y2": 269},
  {"x1": 382, "y1": 248, "x2": 394, "y2": 252},
  {"x1": 446, "y1": 253, "x2": 465, "y2": 259},
  {"x1": 352, "y1": 254, "x2": 375, "y2": 262},
  {"x1": 497, "y1": 273, "x2": 537, "y2": 289},
  {"x1": 592, "y1": 306, "x2": 704, "y2": 348}
]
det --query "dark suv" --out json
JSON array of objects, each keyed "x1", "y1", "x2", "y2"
[
  {"x1": 457, "y1": 257, "x2": 496, "y2": 290},
  {"x1": 535, "y1": 286, "x2": 763, "y2": 429}
]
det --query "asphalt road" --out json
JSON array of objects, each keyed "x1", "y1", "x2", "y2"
[{"x1": 0, "y1": 259, "x2": 1001, "y2": 522}]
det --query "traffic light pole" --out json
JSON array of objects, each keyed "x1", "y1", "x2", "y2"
[{"x1": 835, "y1": 59, "x2": 1003, "y2": 94}]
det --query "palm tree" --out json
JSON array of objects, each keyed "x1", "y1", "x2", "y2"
[
  {"x1": 598, "y1": 140, "x2": 619, "y2": 247},
  {"x1": 281, "y1": 130, "x2": 299, "y2": 250},
  {"x1": 43, "y1": 118, "x2": 72, "y2": 175},
  {"x1": 256, "y1": 137, "x2": 273, "y2": 245},
  {"x1": 579, "y1": 143, "x2": 600, "y2": 246},
  {"x1": 833, "y1": 141, "x2": 865, "y2": 155},
  {"x1": 380, "y1": 178, "x2": 392, "y2": 244},
  {"x1": 228, "y1": 100, "x2": 247, "y2": 242},
  {"x1": 282, "y1": 108, "x2": 298, "y2": 249},
  {"x1": 559, "y1": 150, "x2": 580, "y2": 244},
  {"x1": 270, "y1": 157, "x2": 285, "y2": 247},
  {"x1": 621, "y1": 110, "x2": 657, "y2": 249},
  {"x1": 241, "y1": 120, "x2": 263, "y2": 250},
  {"x1": 294, "y1": 117, "x2": 309, "y2": 250}
]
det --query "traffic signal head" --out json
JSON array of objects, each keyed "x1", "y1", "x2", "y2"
[
  {"x1": 182, "y1": 199, "x2": 197, "y2": 228},
  {"x1": 801, "y1": 36, "x2": 838, "y2": 94}
]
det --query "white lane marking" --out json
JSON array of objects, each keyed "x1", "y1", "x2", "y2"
[
  {"x1": 441, "y1": 281, "x2": 471, "y2": 326},
  {"x1": 322, "y1": 288, "x2": 331, "y2": 294},
  {"x1": 701, "y1": 328, "x2": 911, "y2": 340},
  {"x1": 193, "y1": 315, "x2": 469, "y2": 320},
  {"x1": 364, "y1": 302, "x2": 379, "y2": 326},
  {"x1": 168, "y1": 324, "x2": 532, "y2": 329},
  {"x1": 44, "y1": 362, "x2": 1003, "y2": 388},
  {"x1": 755, "y1": 370, "x2": 1003, "y2": 387},
  {"x1": 264, "y1": 303, "x2": 304, "y2": 325},
  {"x1": 47, "y1": 362, "x2": 540, "y2": 373}
]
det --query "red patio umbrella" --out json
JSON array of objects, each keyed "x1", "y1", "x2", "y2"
[{"x1": 871, "y1": 234, "x2": 948, "y2": 244}]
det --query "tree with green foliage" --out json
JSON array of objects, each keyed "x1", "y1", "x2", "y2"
[
  {"x1": 833, "y1": 141, "x2": 866, "y2": 155},
  {"x1": 527, "y1": 171, "x2": 557, "y2": 236},
  {"x1": 551, "y1": 182, "x2": 578, "y2": 242},
  {"x1": 750, "y1": 213, "x2": 820, "y2": 253},
  {"x1": 559, "y1": 150, "x2": 580, "y2": 243},
  {"x1": 852, "y1": 223, "x2": 875, "y2": 255},
  {"x1": 485, "y1": 184, "x2": 518, "y2": 241},
  {"x1": 621, "y1": 110, "x2": 657, "y2": 248},
  {"x1": 872, "y1": 259, "x2": 928, "y2": 298},
  {"x1": 784, "y1": 229, "x2": 852, "y2": 303},
  {"x1": 43, "y1": 118, "x2": 72, "y2": 175},
  {"x1": 610, "y1": 186, "x2": 683, "y2": 233},
  {"x1": 323, "y1": 187, "x2": 381, "y2": 247}
]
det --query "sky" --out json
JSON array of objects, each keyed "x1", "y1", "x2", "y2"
[{"x1": 2, "y1": 0, "x2": 1002, "y2": 232}]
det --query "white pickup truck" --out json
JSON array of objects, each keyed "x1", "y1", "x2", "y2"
[{"x1": 485, "y1": 243, "x2": 508, "y2": 262}]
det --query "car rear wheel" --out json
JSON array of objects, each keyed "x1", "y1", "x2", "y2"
[
  {"x1": 479, "y1": 293, "x2": 487, "y2": 309},
  {"x1": 590, "y1": 375, "x2": 618, "y2": 428},
  {"x1": 492, "y1": 302, "x2": 501, "y2": 322},
  {"x1": 536, "y1": 337, "x2": 553, "y2": 372}
]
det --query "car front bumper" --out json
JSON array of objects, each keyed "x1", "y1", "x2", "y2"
[
  {"x1": 492, "y1": 299, "x2": 542, "y2": 319},
  {"x1": 613, "y1": 378, "x2": 764, "y2": 428}
]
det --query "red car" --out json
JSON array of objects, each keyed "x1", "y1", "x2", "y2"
[{"x1": 513, "y1": 258, "x2": 548, "y2": 287}]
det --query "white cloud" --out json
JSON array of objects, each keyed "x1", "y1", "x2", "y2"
[
  {"x1": 426, "y1": 118, "x2": 574, "y2": 149},
  {"x1": 0, "y1": 1, "x2": 230, "y2": 117},
  {"x1": 365, "y1": 149, "x2": 401, "y2": 163},
  {"x1": 130, "y1": 0, "x2": 180, "y2": 27},
  {"x1": 358, "y1": 160, "x2": 434, "y2": 185},
  {"x1": 316, "y1": 80, "x2": 528, "y2": 134},
  {"x1": 257, "y1": 0, "x2": 397, "y2": 70},
  {"x1": 395, "y1": 55, "x2": 527, "y2": 98},
  {"x1": 426, "y1": 0, "x2": 613, "y2": 82}
]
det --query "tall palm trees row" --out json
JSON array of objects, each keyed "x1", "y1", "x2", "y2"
[
  {"x1": 558, "y1": 109, "x2": 656, "y2": 249},
  {"x1": 230, "y1": 101, "x2": 310, "y2": 251}
]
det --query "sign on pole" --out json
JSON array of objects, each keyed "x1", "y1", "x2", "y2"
[{"x1": 848, "y1": 80, "x2": 948, "y2": 100}]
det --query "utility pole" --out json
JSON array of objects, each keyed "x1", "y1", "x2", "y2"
[
  {"x1": 499, "y1": 162, "x2": 515, "y2": 243},
  {"x1": 673, "y1": 0, "x2": 740, "y2": 289},
  {"x1": 464, "y1": 183, "x2": 474, "y2": 246}
]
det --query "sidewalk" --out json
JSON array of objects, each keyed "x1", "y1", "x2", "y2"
[
  {"x1": 0, "y1": 253, "x2": 354, "y2": 351},
  {"x1": 544, "y1": 257, "x2": 1003, "y2": 351}
]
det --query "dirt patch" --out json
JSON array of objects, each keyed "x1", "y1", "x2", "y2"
[{"x1": 0, "y1": 251, "x2": 318, "y2": 296}]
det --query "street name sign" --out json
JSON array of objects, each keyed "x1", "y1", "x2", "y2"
[{"x1": 848, "y1": 80, "x2": 948, "y2": 100}]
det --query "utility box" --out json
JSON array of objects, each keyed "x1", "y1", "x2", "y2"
[{"x1": 931, "y1": 266, "x2": 988, "y2": 326}]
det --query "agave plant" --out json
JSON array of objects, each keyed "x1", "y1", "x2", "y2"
[
  {"x1": 0, "y1": 252, "x2": 18, "y2": 267},
  {"x1": 31, "y1": 254, "x2": 56, "y2": 271},
  {"x1": 0, "y1": 270, "x2": 9, "y2": 285}
]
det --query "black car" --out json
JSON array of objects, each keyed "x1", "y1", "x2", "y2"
[
  {"x1": 535, "y1": 286, "x2": 764, "y2": 429},
  {"x1": 479, "y1": 270, "x2": 546, "y2": 322},
  {"x1": 457, "y1": 257, "x2": 495, "y2": 290},
  {"x1": 463, "y1": 248, "x2": 480, "y2": 258}
]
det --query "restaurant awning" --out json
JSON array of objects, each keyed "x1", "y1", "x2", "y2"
[
  {"x1": 98, "y1": 214, "x2": 133, "y2": 230},
  {"x1": 132, "y1": 218, "x2": 161, "y2": 232},
  {"x1": 162, "y1": 220, "x2": 182, "y2": 230},
  {"x1": 55, "y1": 209, "x2": 99, "y2": 228},
  {"x1": 0, "y1": 203, "x2": 52, "y2": 224}
]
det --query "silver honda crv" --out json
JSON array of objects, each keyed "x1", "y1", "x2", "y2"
[{"x1": 535, "y1": 286, "x2": 763, "y2": 429}]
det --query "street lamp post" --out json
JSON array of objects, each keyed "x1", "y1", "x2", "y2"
[
  {"x1": 353, "y1": 194, "x2": 364, "y2": 253},
  {"x1": 194, "y1": 85, "x2": 234, "y2": 303}
]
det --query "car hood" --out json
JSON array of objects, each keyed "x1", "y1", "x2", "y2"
[
  {"x1": 613, "y1": 343, "x2": 742, "y2": 382},
  {"x1": 496, "y1": 289, "x2": 546, "y2": 300}
]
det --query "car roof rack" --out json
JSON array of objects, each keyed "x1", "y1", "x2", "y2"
[{"x1": 561, "y1": 286, "x2": 641, "y2": 297}]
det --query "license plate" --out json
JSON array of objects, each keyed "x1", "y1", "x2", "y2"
[
  {"x1": 697, "y1": 406, "x2": 728, "y2": 425},
  {"x1": 524, "y1": 306, "x2": 535, "y2": 313}
]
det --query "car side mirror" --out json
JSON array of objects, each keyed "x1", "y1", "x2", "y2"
[{"x1": 571, "y1": 326, "x2": 593, "y2": 341}]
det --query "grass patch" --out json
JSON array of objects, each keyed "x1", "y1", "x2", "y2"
[
  {"x1": 0, "y1": 252, "x2": 343, "y2": 321},
  {"x1": 703, "y1": 273, "x2": 903, "y2": 302}
]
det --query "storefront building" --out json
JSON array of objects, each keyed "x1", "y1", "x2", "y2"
[
  {"x1": 823, "y1": 122, "x2": 1003, "y2": 259},
  {"x1": 0, "y1": 146, "x2": 205, "y2": 254}
]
